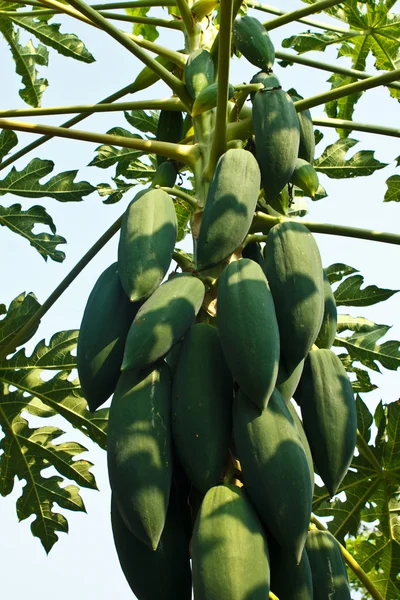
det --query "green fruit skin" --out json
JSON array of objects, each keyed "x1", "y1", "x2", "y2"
[
  {"x1": 276, "y1": 359, "x2": 304, "y2": 402},
  {"x1": 118, "y1": 188, "x2": 177, "y2": 303},
  {"x1": 295, "y1": 349, "x2": 357, "y2": 497},
  {"x1": 196, "y1": 149, "x2": 261, "y2": 271},
  {"x1": 250, "y1": 70, "x2": 281, "y2": 101},
  {"x1": 286, "y1": 400, "x2": 315, "y2": 494},
  {"x1": 192, "y1": 484, "x2": 271, "y2": 600},
  {"x1": 184, "y1": 48, "x2": 215, "y2": 99},
  {"x1": 290, "y1": 158, "x2": 319, "y2": 198},
  {"x1": 217, "y1": 258, "x2": 280, "y2": 410},
  {"x1": 122, "y1": 273, "x2": 205, "y2": 372},
  {"x1": 252, "y1": 88, "x2": 300, "y2": 202},
  {"x1": 315, "y1": 271, "x2": 338, "y2": 349},
  {"x1": 270, "y1": 542, "x2": 313, "y2": 600},
  {"x1": 233, "y1": 388, "x2": 313, "y2": 563},
  {"x1": 111, "y1": 492, "x2": 192, "y2": 600},
  {"x1": 233, "y1": 16, "x2": 275, "y2": 70},
  {"x1": 242, "y1": 241, "x2": 266, "y2": 273},
  {"x1": 107, "y1": 363, "x2": 172, "y2": 550},
  {"x1": 172, "y1": 323, "x2": 233, "y2": 493},
  {"x1": 192, "y1": 82, "x2": 234, "y2": 117},
  {"x1": 306, "y1": 529, "x2": 351, "y2": 599},
  {"x1": 77, "y1": 263, "x2": 141, "y2": 412},
  {"x1": 298, "y1": 108, "x2": 315, "y2": 165},
  {"x1": 264, "y1": 221, "x2": 325, "y2": 373},
  {"x1": 156, "y1": 110, "x2": 184, "y2": 165},
  {"x1": 151, "y1": 161, "x2": 178, "y2": 189}
]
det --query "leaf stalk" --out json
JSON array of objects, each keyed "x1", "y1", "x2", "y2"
[{"x1": 262, "y1": 0, "x2": 346, "y2": 31}]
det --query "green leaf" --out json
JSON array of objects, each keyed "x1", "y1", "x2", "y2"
[
  {"x1": 282, "y1": 30, "x2": 344, "y2": 54},
  {"x1": 118, "y1": 157, "x2": 156, "y2": 181},
  {"x1": 126, "y1": 6, "x2": 158, "y2": 42},
  {"x1": 0, "y1": 291, "x2": 40, "y2": 353},
  {"x1": 334, "y1": 274, "x2": 398, "y2": 307},
  {"x1": 384, "y1": 175, "x2": 400, "y2": 202},
  {"x1": 0, "y1": 203, "x2": 66, "y2": 262},
  {"x1": 174, "y1": 197, "x2": 191, "y2": 242},
  {"x1": 325, "y1": 262, "x2": 358, "y2": 284},
  {"x1": 88, "y1": 127, "x2": 143, "y2": 170},
  {"x1": 124, "y1": 109, "x2": 159, "y2": 135},
  {"x1": 339, "y1": 357, "x2": 377, "y2": 394},
  {"x1": 8, "y1": 15, "x2": 95, "y2": 63},
  {"x1": 325, "y1": 73, "x2": 362, "y2": 138},
  {"x1": 0, "y1": 129, "x2": 18, "y2": 163},
  {"x1": 314, "y1": 138, "x2": 387, "y2": 179},
  {"x1": 335, "y1": 314, "x2": 400, "y2": 372},
  {"x1": 0, "y1": 16, "x2": 48, "y2": 106},
  {"x1": 96, "y1": 179, "x2": 136, "y2": 204},
  {"x1": 0, "y1": 158, "x2": 95, "y2": 201}
]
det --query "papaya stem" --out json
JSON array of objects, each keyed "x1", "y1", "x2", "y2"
[
  {"x1": 0, "y1": 98, "x2": 185, "y2": 119},
  {"x1": 172, "y1": 249, "x2": 196, "y2": 271},
  {"x1": 233, "y1": 83, "x2": 263, "y2": 93},
  {"x1": 0, "y1": 213, "x2": 124, "y2": 362},
  {"x1": 175, "y1": 0, "x2": 195, "y2": 37},
  {"x1": 355, "y1": 430, "x2": 383, "y2": 473},
  {"x1": 0, "y1": 118, "x2": 200, "y2": 167},
  {"x1": 159, "y1": 186, "x2": 199, "y2": 210},
  {"x1": 209, "y1": 0, "x2": 241, "y2": 60},
  {"x1": 203, "y1": 0, "x2": 233, "y2": 180},
  {"x1": 262, "y1": 0, "x2": 347, "y2": 31},
  {"x1": 312, "y1": 117, "x2": 400, "y2": 138},
  {"x1": 251, "y1": 213, "x2": 400, "y2": 246},
  {"x1": 6, "y1": 0, "x2": 177, "y2": 8},
  {"x1": 310, "y1": 515, "x2": 385, "y2": 600}
]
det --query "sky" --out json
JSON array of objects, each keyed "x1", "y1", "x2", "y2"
[{"x1": 0, "y1": 1, "x2": 399, "y2": 598}]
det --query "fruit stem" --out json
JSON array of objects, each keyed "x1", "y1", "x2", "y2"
[
  {"x1": 262, "y1": 0, "x2": 346, "y2": 31},
  {"x1": 172, "y1": 249, "x2": 196, "y2": 271},
  {"x1": 0, "y1": 118, "x2": 200, "y2": 167},
  {"x1": 0, "y1": 98, "x2": 186, "y2": 119},
  {"x1": 0, "y1": 213, "x2": 124, "y2": 362},
  {"x1": 250, "y1": 213, "x2": 400, "y2": 246},
  {"x1": 312, "y1": 117, "x2": 400, "y2": 138},
  {"x1": 310, "y1": 515, "x2": 385, "y2": 600},
  {"x1": 159, "y1": 186, "x2": 200, "y2": 210}
]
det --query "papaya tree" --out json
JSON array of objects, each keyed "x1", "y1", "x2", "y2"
[{"x1": 0, "y1": 0, "x2": 399, "y2": 598}]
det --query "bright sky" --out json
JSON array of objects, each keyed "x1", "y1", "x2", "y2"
[{"x1": 0, "y1": 1, "x2": 399, "y2": 598}]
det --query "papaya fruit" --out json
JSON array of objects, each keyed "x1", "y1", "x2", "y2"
[
  {"x1": 286, "y1": 400, "x2": 314, "y2": 494},
  {"x1": 111, "y1": 491, "x2": 192, "y2": 600},
  {"x1": 270, "y1": 541, "x2": 313, "y2": 600},
  {"x1": 192, "y1": 484, "x2": 270, "y2": 599},
  {"x1": 264, "y1": 221, "x2": 324, "y2": 373},
  {"x1": 151, "y1": 160, "x2": 178, "y2": 189},
  {"x1": 118, "y1": 188, "x2": 177, "y2": 302},
  {"x1": 250, "y1": 70, "x2": 281, "y2": 101},
  {"x1": 132, "y1": 54, "x2": 175, "y2": 94},
  {"x1": 290, "y1": 158, "x2": 319, "y2": 198},
  {"x1": 232, "y1": 16, "x2": 275, "y2": 71},
  {"x1": 233, "y1": 387, "x2": 313, "y2": 563},
  {"x1": 164, "y1": 340, "x2": 182, "y2": 376},
  {"x1": 315, "y1": 270, "x2": 338, "y2": 349},
  {"x1": 216, "y1": 258, "x2": 280, "y2": 410},
  {"x1": 184, "y1": 48, "x2": 214, "y2": 99},
  {"x1": 156, "y1": 110, "x2": 184, "y2": 165},
  {"x1": 107, "y1": 363, "x2": 172, "y2": 550},
  {"x1": 122, "y1": 273, "x2": 205, "y2": 372},
  {"x1": 295, "y1": 349, "x2": 357, "y2": 497},
  {"x1": 306, "y1": 529, "x2": 351, "y2": 599},
  {"x1": 77, "y1": 262, "x2": 141, "y2": 412},
  {"x1": 276, "y1": 359, "x2": 304, "y2": 403},
  {"x1": 192, "y1": 82, "x2": 234, "y2": 117},
  {"x1": 252, "y1": 87, "x2": 300, "y2": 201},
  {"x1": 241, "y1": 240, "x2": 266, "y2": 272},
  {"x1": 172, "y1": 323, "x2": 233, "y2": 493},
  {"x1": 196, "y1": 149, "x2": 261, "y2": 271}
]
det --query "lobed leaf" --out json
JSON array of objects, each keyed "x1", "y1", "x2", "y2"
[
  {"x1": 0, "y1": 291, "x2": 40, "y2": 353},
  {"x1": 126, "y1": 5, "x2": 158, "y2": 42},
  {"x1": 124, "y1": 109, "x2": 159, "y2": 135},
  {"x1": 0, "y1": 129, "x2": 18, "y2": 163},
  {"x1": 334, "y1": 274, "x2": 398, "y2": 307},
  {"x1": 314, "y1": 138, "x2": 387, "y2": 179},
  {"x1": 384, "y1": 175, "x2": 400, "y2": 202},
  {"x1": 325, "y1": 262, "x2": 358, "y2": 284}
]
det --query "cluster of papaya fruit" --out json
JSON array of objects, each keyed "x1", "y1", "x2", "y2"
[{"x1": 76, "y1": 13, "x2": 358, "y2": 600}]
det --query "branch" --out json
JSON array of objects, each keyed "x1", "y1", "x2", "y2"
[
  {"x1": 0, "y1": 213, "x2": 123, "y2": 362},
  {"x1": 262, "y1": 0, "x2": 347, "y2": 31},
  {"x1": 0, "y1": 118, "x2": 199, "y2": 166},
  {"x1": 159, "y1": 186, "x2": 199, "y2": 210},
  {"x1": 275, "y1": 50, "x2": 400, "y2": 94},
  {"x1": 210, "y1": 0, "x2": 241, "y2": 60},
  {"x1": 0, "y1": 97, "x2": 185, "y2": 119},
  {"x1": 312, "y1": 117, "x2": 400, "y2": 138},
  {"x1": 251, "y1": 213, "x2": 400, "y2": 246},
  {"x1": 175, "y1": 0, "x2": 195, "y2": 36},
  {"x1": 4, "y1": 0, "x2": 177, "y2": 7},
  {"x1": 310, "y1": 515, "x2": 385, "y2": 600}
]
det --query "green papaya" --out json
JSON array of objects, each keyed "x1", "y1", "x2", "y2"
[
  {"x1": 184, "y1": 48, "x2": 214, "y2": 99},
  {"x1": 252, "y1": 87, "x2": 300, "y2": 201},
  {"x1": 111, "y1": 492, "x2": 192, "y2": 599},
  {"x1": 217, "y1": 259, "x2": 280, "y2": 410},
  {"x1": 196, "y1": 149, "x2": 261, "y2": 271},
  {"x1": 172, "y1": 323, "x2": 233, "y2": 493},
  {"x1": 233, "y1": 388, "x2": 312, "y2": 563},
  {"x1": 270, "y1": 541, "x2": 313, "y2": 600},
  {"x1": 290, "y1": 158, "x2": 319, "y2": 198},
  {"x1": 192, "y1": 82, "x2": 234, "y2": 117},
  {"x1": 296, "y1": 106, "x2": 315, "y2": 165},
  {"x1": 295, "y1": 349, "x2": 357, "y2": 497},
  {"x1": 132, "y1": 54, "x2": 175, "y2": 94},
  {"x1": 264, "y1": 221, "x2": 324, "y2": 373},
  {"x1": 151, "y1": 160, "x2": 178, "y2": 189},
  {"x1": 164, "y1": 340, "x2": 182, "y2": 376},
  {"x1": 250, "y1": 70, "x2": 281, "y2": 101},
  {"x1": 241, "y1": 241, "x2": 266, "y2": 272},
  {"x1": 192, "y1": 484, "x2": 270, "y2": 599},
  {"x1": 77, "y1": 263, "x2": 141, "y2": 412},
  {"x1": 315, "y1": 271, "x2": 337, "y2": 349},
  {"x1": 232, "y1": 16, "x2": 275, "y2": 70},
  {"x1": 306, "y1": 529, "x2": 351, "y2": 599},
  {"x1": 156, "y1": 110, "x2": 184, "y2": 165},
  {"x1": 276, "y1": 359, "x2": 304, "y2": 403},
  {"x1": 107, "y1": 363, "x2": 172, "y2": 550},
  {"x1": 122, "y1": 273, "x2": 205, "y2": 372},
  {"x1": 286, "y1": 400, "x2": 314, "y2": 493},
  {"x1": 118, "y1": 188, "x2": 177, "y2": 302}
]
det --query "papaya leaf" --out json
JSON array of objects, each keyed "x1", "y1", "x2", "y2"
[
  {"x1": 0, "y1": 16, "x2": 48, "y2": 107},
  {"x1": 325, "y1": 262, "x2": 358, "y2": 284},
  {"x1": 126, "y1": 6, "x2": 158, "y2": 42},
  {"x1": 0, "y1": 291, "x2": 40, "y2": 353},
  {"x1": 334, "y1": 274, "x2": 398, "y2": 307},
  {"x1": 96, "y1": 178, "x2": 136, "y2": 204},
  {"x1": 314, "y1": 138, "x2": 387, "y2": 179},
  {"x1": 384, "y1": 175, "x2": 400, "y2": 202},
  {"x1": 325, "y1": 73, "x2": 362, "y2": 138},
  {"x1": 396, "y1": 155, "x2": 400, "y2": 167},
  {"x1": 0, "y1": 129, "x2": 18, "y2": 163},
  {"x1": 124, "y1": 109, "x2": 159, "y2": 135},
  {"x1": 339, "y1": 356, "x2": 377, "y2": 393},
  {"x1": 334, "y1": 314, "x2": 400, "y2": 372},
  {"x1": 282, "y1": 30, "x2": 344, "y2": 54},
  {"x1": 313, "y1": 398, "x2": 400, "y2": 599},
  {"x1": 0, "y1": 158, "x2": 95, "y2": 201},
  {"x1": 174, "y1": 198, "x2": 191, "y2": 242},
  {"x1": 8, "y1": 15, "x2": 95, "y2": 62},
  {"x1": 0, "y1": 203, "x2": 66, "y2": 262},
  {"x1": 119, "y1": 157, "x2": 157, "y2": 181},
  {"x1": 88, "y1": 127, "x2": 143, "y2": 170}
]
